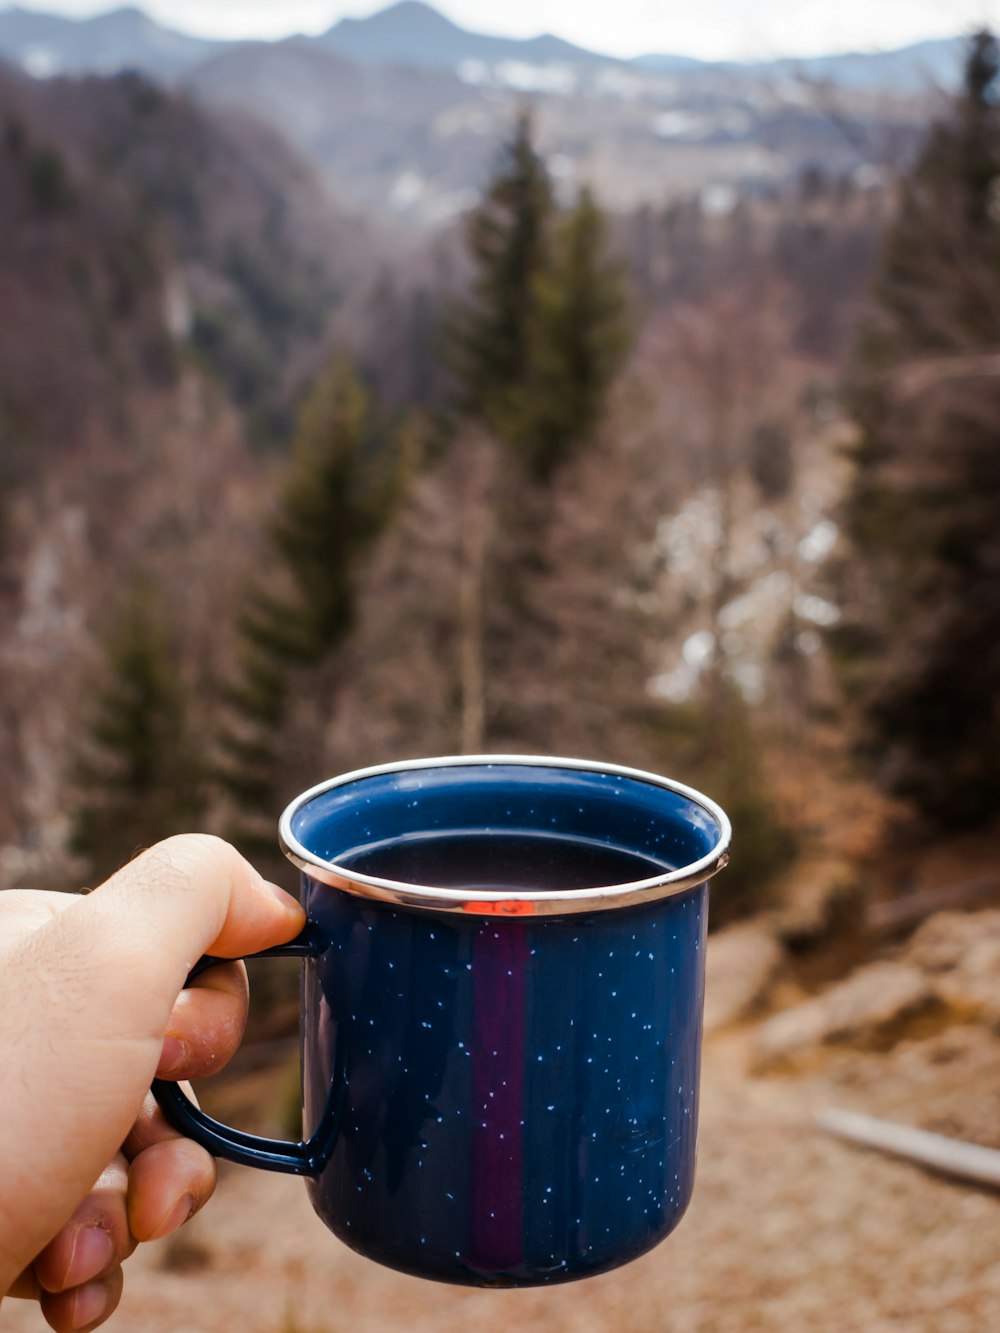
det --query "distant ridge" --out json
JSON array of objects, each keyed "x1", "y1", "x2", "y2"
[
  {"x1": 317, "y1": 0, "x2": 613, "y2": 69},
  {"x1": 742, "y1": 35, "x2": 964, "y2": 94},
  {"x1": 0, "y1": 1, "x2": 968, "y2": 90},
  {"x1": 638, "y1": 34, "x2": 964, "y2": 93},
  {"x1": 0, "y1": 4, "x2": 228, "y2": 79}
]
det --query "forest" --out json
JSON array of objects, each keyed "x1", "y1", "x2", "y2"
[{"x1": 0, "y1": 30, "x2": 997, "y2": 935}]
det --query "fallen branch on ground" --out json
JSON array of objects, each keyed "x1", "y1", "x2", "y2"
[{"x1": 816, "y1": 1107, "x2": 1000, "y2": 1190}]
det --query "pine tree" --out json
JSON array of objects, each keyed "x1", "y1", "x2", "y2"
[
  {"x1": 259, "y1": 363, "x2": 389, "y2": 661},
  {"x1": 873, "y1": 31, "x2": 1000, "y2": 357},
  {"x1": 445, "y1": 110, "x2": 554, "y2": 433},
  {"x1": 512, "y1": 186, "x2": 629, "y2": 478},
  {"x1": 834, "y1": 30, "x2": 1000, "y2": 827},
  {"x1": 217, "y1": 362, "x2": 400, "y2": 846},
  {"x1": 439, "y1": 118, "x2": 633, "y2": 746},
  {"x1": 70, "y1": 577, "x2": 205, "y2": 882},
  {"x1": 447, "y1": 124, "x2": 629, "y2": 481}
]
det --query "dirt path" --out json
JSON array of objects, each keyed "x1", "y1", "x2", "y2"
[{"x1": 7, "y1": 1025, "x2": 1000, "y2": 1333}]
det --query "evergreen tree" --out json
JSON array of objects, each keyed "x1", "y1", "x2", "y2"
[
  {"x1": 445, "y1": 111, "x2": 554, "y2": 433},
  {"x1": 70, "y1": 577, "x2": 204, "y2": 882},
  {"x1": 257, "y1": 363, "x2": 390, "y2": 661},
  {"x1": 439, "y1": 117, "x2": 633, "y2": 746},
  {"x1": 512, "y1": 187, "x2": 629, "y2": 478},
  {"x1": 218, "y1": 362, "x2": 400, "y2": 845},
  {"x1": 447, "y1": 123, "x2": 629, "y2": 480},
  {"x1": 834, "y1": 30, "x2": 1000, "y2": 826}
]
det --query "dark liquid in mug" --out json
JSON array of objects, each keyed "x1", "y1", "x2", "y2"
[{"x1": 341, "y1": 831, "x2": 671, "y2": 892}]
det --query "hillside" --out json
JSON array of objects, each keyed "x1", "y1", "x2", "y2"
[
  {"x1": 0, "y1": 59, "x2": 378, "y2": 446},
  {"x1": 0, "y1": 50, "x2": 897, "y2": 882},
  {"x1": 184, "y1": 38, "x2": 483, "y2": 228},
  {"x1": 183, "y1": 40, "x2": 929, "y2": 228},
  {"x1": 0, "y1": 61, "x2": 384, "y2": 863}
]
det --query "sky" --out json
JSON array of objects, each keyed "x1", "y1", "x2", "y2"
[{"x1": 7, "y1": 0, "x2": 1000, "y2": 61}]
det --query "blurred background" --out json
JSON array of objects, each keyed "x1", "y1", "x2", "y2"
[{"x1": 2, "y1": 0, "x2": 1000, "y2": 1328}]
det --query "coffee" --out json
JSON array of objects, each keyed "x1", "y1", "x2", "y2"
[{"x1": 340, "y1": 830, "x2": 672, "y2": 891}]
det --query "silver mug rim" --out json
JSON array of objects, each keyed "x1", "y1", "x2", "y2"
[{"x1": 278, "y1": 754, "x2": 732, "y2": 917}]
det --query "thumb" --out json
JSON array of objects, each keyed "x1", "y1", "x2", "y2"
[
  {"x1": 84, "y1": 831, "x2": 305, "y2": 981},
  {"x1": 0, "y1": 835, "x2": 304, "y2": 1293}
]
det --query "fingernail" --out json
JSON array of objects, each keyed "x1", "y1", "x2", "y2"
[
  {"x1": 263, "y1": 879, "x2": 302, "y2": 912},
  {"x1": 150, "y1": 1192, "x2": 196, "y2": 1241},
  {"x1": 65, "y1": 1226, "x2": 113, "y2": 1288},
  {"x1": 159, "y1": 1036, "x2": 188, "y2": 1076},
  {"x1": 71, "y1": 1278, "x2": 109, "y2": 1329}
]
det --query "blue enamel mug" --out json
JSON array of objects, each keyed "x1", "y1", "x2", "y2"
[{"x1": 153, "y1": 756, "x2": 731, "y2": 1287}]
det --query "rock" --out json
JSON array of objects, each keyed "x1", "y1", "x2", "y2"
[
  {"x1": 752, "y1": 961, "x2": 944, "y2": 1074},
  {"x1": 704, "y1": 924, "x2": 785, "y2": 1033},
  {"x1": 906, "y1": 909, "x2": 1000, "y2": 971},
  {"x1": 905, "y1": 910, "x2": 1000, "y2": 1030}
]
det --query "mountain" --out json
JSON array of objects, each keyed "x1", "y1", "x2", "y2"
[
  {"x1": 635, "y1": 36, "x2": 962, "y2": 93},
  {"x1": 748, "y1": 36, "x2": 964, "y2": 94},
  {"x1": 630, "y1": 53, "x2": 707, "y2": 71},
  {"x1": 0, "y1": 0, "x2": 616, "y2": 83},
  {"x1": 635, "y1": 36, "x2": 963, "y2": 92},
  {"x1": 0, "y1": 1, "x2": 967, "y2": 93},
  {"x1": 318, "y1": 0, "x2": 611, "y2": 70},
  {"x1": 0, "y1": 4, "x2": 228, "y2": 79}
]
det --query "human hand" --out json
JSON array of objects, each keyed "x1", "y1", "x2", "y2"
[{"x1": 0, "y1": 834, "x2": 305, "y2": 1330}]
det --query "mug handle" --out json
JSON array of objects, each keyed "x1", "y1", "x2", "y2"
[{"x1": 151, "y1": 924, "x2": 324, "y2": 1178}]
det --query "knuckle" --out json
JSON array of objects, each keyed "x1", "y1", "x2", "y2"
[{"x1": 122, "y1": 834, "x2": 241, "y2": 898}]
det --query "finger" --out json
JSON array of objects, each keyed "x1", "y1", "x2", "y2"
[
  {"x1": 122, "y1": 1089, "x2": 191, "y2": 1159},
  {"x1": 33, "y1": 1155, "x2": 134, "y2": 1296},
  {"x1": 116, "y1": 1074, "x2": 218, "y2": 1252},
  {"x1": 156, "y1": 960, "x2": 249, "y2": 1079},
  {"x1": 32, "y1": 834, "x2": 300, "y2": 1041},
  {"x1": 92, "y1": 832, "x2": 304, "y2": 966},
  {"x1": 127, "y1": 1137, "x2": 216, "y2": 1242},
  {"x1": 39, "y1": 1264, "x2": 123, "y2": 1333},
  {"x1": 120, "y1": 1088, "x2": 216, "y2": 1237}
]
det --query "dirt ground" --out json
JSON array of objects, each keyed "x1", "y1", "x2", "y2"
[{"x1": 7, "y1": 1013, "x2": 1000, "y2": 1333}]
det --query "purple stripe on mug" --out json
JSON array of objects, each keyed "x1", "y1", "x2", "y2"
[{"x1": 469, "y1": 922, "x2": 530, "y2": 1271}]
